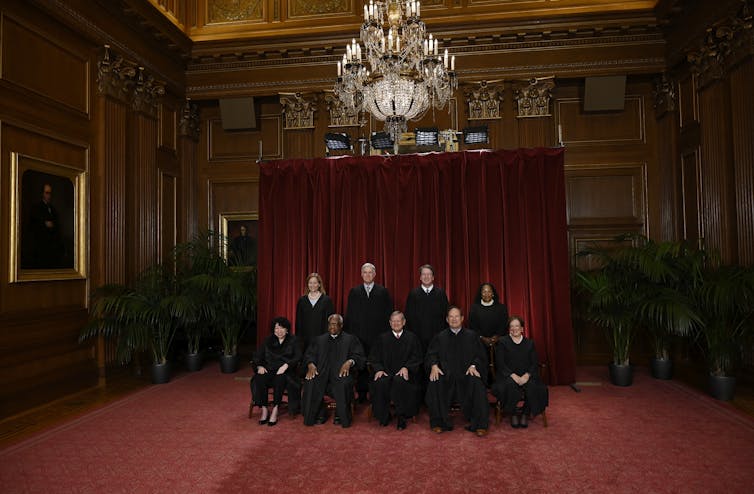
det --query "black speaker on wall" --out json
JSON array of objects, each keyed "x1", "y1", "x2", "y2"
[
  {"x1": 219, "y1": 97, "x2": 257, "y2": 130},
  {"x1": 583, "y1": 76, "x2": 626, "y2": 112}
]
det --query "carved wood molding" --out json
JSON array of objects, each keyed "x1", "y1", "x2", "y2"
[
  {"x1": 178, "y1": 98, "x2": 201, "y2": 141},
  {"x1": 653, "y1": 73, "x2": 678, "y2": 117},
  {"x1": 513, "y1": 76, "x2": 555, "y2": 118},
  {"x1": 280, "y1": 92, "x2": 317, "y2": 129},
  {"x1": 97, "y1": 45, "x2": 167, "y2": 117},
  {"x1": 462, "y1": 80, "x2": 504, "y2": 120},
  {"x1": 686, "y1": 0, "x2": 753, "y2": 88},
  {"x1": 324, "y1": 92, "x2": 361, "y2": 127}
]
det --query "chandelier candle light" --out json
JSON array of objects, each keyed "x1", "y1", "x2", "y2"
[{"x1": 335, "y1": 0, "x2": 457, "y2": 151}]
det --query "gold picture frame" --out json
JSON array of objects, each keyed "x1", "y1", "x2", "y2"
[
  {"x1": 219, "y1": 212, "x2": 258, "y2": 268},
  {"x1": 9, "y1": 152, "x2": 87, "y2": 282}
]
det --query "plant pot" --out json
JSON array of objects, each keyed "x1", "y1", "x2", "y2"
[
  {"x1": 709, "y1": 374, "x2": 736, "y2": 401},
  {"x1": 650, "y1": 357, "x2": 673, "y2": 380},
  {"x1": 219, "y1": 354, "x2": 240, "y2": 374},
  {"x1": 608, "y1": 363, "x2": 633, "y2": 386},
  {"x1": 151, "y1": 362, "x2": 171, "y2": 384},
  {"x1": 185, "y1": 352, "x2": 203, "y2": 372}
]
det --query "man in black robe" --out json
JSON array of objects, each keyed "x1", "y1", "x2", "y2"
[
  {"x1": 230, "y1": 225, "x2": 256, "y2": 266},
  {"x1": 404, "y1": 264, "x2": 449, "y2": 352},
  {"x1": 369, "y1": 311, "x2": 423, "y2": 430},
  {"x1": 425, "y1": 306, "x2": 490, "y2": 436},
  {"x1": 344, "y1": 262, "x2": 393, "y2": 402},
  {"x1": 301, "y1": 313, "x2": 365, "y2": 428}
]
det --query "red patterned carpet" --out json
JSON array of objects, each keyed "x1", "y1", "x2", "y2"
[{"x1": 2, "y1": 365, "x2": 753, "y2": 493}]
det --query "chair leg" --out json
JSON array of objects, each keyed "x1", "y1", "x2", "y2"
[
  {"x1": 541, "y1": 410, "x2": 548, "y2": 428},
  {"x1": 248, "y1": 402, "x2": 254, "y2": 419},
  {"x1": 495, "y1": 402, "x2": 502, "y2": 424}
]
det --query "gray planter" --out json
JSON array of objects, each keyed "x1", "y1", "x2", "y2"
[
  {"x1": 151, "y1": 362, "x2": 171, "y2": 384},
  {"x1": 650, "y1": 357, "x2": 673, "y2": 380},
  {"x1": 709, "y1": 374, "x2": 736, "y2": 401},
  {"x1": 185, "y1": 352, "x2": 203, "y2": 372},
  {"x1": 608, "y1": 363, "x2": 633, "y2": 386},
  {"x1": 219, "y1": 354, "x2": 240, "y2": 374}
]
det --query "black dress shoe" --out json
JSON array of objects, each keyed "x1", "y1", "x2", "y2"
[
  {"x1": 267, "y1": 419, "x2": 278, "y2": 427},
  {"x1": 258, "y1": 418, "x2": 268, "y2": 425},
  {"x1": 397, "y1": 417, "x2": 407, "y2": 430},
  {"x1": 380, "y1": 413, "x2": 393, "y2": 427},
  {"x1": 519, "y1": 414, "x2": 528, "y2": 428},
  {"x1": 333, "y1": 415, "x2": 341, "y2": 425},
  {"x1": 315, "y1": 414, "x2": 328, "y2": 425}
]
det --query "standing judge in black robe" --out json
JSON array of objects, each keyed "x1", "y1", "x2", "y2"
[
  {"x1": 295, "y1": 273, "x2": 336, "y2": 351},
  {"x1": 404, "y1": 264, "x2": 449, "y2": 352},
  {"x1": 344, "y1": 262, "x2": 393, "y2": 402},
  {"x1": 250, "y1": 317, "x2": 302, "y2": 425},
  {"x1": 301, "y1": 314, "x2": 365, "y2": 428},
  {"x1": 369, "y1": 311, "x2": 423, "y2": 430},
  {"x1": 468, "y1": 282, "x2": 509, "y2": 346},
  {"x1": 492, "y1": 316, "x2": 549, "y2": 429},
  {"x1": 425, "y1": 306, "x2": 490, "y2": 436}
]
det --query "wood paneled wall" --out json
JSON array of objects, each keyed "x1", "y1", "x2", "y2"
[{"x1": 0, "y1": 0, "x2": 196, "y2": 418}]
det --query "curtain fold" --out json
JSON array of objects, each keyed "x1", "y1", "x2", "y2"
[{"x1": 259, "y1": 149, "x2": 575, "y2": 384}]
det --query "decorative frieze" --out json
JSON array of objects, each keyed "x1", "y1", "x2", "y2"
[
  {"x1": 97, "y1": 45, "x2": 166, "y2": 117},
  {"x1": 514, "y1": 76, "x2": 555, "y2": 118},
  {"x1": 280, "y1": 92, "x2": 317, "y2": 129},
  {"x1": 324, "y1": 92, "x2": 361, "y2": 127},
  {"x1": 463, "y1": 80, "x2": 504, "y2": 120},
  {"x1": 653, "y1": 73, "x2": 678, "y2": 117},
  {"x1": 687, "y1": 0, "x2": 753, "y2": 88},
  {"x1": 208, "y1": 0, "x2": 263, "y2": 23},
  {"x1": 179, "y1": 98, "x2": 201, "y2": 141},
  {"x1": 97, "y1": 45, "x2": 137, "y2": 102}
]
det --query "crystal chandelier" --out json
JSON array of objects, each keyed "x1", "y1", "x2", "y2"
[{"x1": 334, "y1": 0, "x2": 457, "y2": 147}]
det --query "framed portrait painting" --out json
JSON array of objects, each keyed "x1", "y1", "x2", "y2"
[
  {"x1": 219, "y1": 212, "x2": 258, "y2": 268},
  {"x1": 9, "y1": 153, "x2": 87, "y2": 282}
]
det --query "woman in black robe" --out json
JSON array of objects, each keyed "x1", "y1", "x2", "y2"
[
  {"x1": 250, "y1": 317, "x2": 302, "y2": 425},
  {"x1": 295, "y1": 273, "x2": 336, "y2": 351},
  {"x1": 468, "y1": 282, "x2": 509, "y2": 346},
  {"x1": 492, "y1": 316, "x2": 548, "y2": 428}
]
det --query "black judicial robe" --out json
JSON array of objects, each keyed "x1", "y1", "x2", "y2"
[
  {"x1": 250, "y1": 334, "x2": 302, "y2": 408},
  {"x1": 344, "y1": 283, "x2": 393, "y2": 353},
  {"x1": 368, "y1": 330, "x2": 423, "y2": 423},
  {"x1": 424, "y1": 328, "x2": 489, "y2": 430},
  {"x1": 295, "y1": 294, "x2": 336, "y2": 350},
  {"x1": 468, "y1": 302, "x2": 509, "y2": 338},
  {"x1": 404, "y1": 286, "x2": 449, "y2": 351},
  {"x1": 301, "y1": 332, "x2": 365, "y2": 427},
  {"x1": 491, "y1": 336, "x2": 548, "y2": 415}
]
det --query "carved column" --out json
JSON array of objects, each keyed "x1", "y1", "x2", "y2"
[
  {"x1": 653, "y1": 73, "x2": 683, "y2": 241},
  {"x1": 280, "y1": 92, "x2": 318, "y2": 158},
  {"x1": 178, "y1": 98, "x2": 200, "y2": 241},
  {"x1": 513, "y1": 76, "x2": 555, "y2": 147}
]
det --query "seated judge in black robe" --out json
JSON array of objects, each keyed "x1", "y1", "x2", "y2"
[
  {"x1": 250, "y1": 317, "x2": 302, "y2": 425},
  {"x1": 491, "y1": 316, "x2": 549, "y2": 429},
  {"x1": 425, "y1": 306, "x2": 490, "y2": 436},
  {"x1": 344, "y1": 262, "x2": 393, "y2": 402},
  {"x1": 295, "y1": 273, "x2": 336, "y2": 351},
  {"x1": 404, "y1": 264, "x2": 449, "y2": 352},
  {"x1": 369, "y1": 311, "x2": 423, "y2": 430},
  {"x1": 301, "y1": 314, "x2": 365, "y2": 428}
]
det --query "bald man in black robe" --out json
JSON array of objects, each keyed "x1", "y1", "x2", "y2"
[
  {"x1": 301, "y1": 314, "x2": 365, "y2": 428},
  {"x1": 425, "y1": 306, "x2": 490, "y2": 436},
  {"x1": 368, "y1": 311, "x2": 423, "y2": 430}
]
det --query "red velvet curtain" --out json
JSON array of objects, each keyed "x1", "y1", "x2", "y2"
[{"x1": 258, "y1": 149, "x2": 575, "y2": 384}]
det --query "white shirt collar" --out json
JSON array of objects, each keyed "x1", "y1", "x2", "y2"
[
  {"x1": 393, "y1": 330, "x2": 403, "y2": 338},
  {"x1": 422, "y1": 284, "x2": 434, "y2": 292},
  {"x1": 450, "y1": 327, "x2": 462, "y2": 335}
]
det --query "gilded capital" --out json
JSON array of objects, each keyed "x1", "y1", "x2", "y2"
[
  {"x1": 462, "y1": 80, "x2": 504, "y2": 120},
  {"x1": 280, "y1": 92, "x2": 317, "y2": 129},
  {"x1": 514, "y1": 76, "x2": 555, "y2": 118}
]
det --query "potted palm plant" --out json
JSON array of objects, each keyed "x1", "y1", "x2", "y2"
[
  {"x1": 181, "y1": 231, "x2": 256, "y2": 373},
  {"x1": 575, "y1": 238, "x2": 644, "y2": 386},
  {"x1": 575, "y1": 234, "x2": 703, "y2": 384},
  {"x1": 81, "y1": 264, "x2": 181, "y2": 384},
  {"x1": 692, "y1": 263, "x2": 754, "y2": 400},
  {"x1": 629, "y1": 238, "x2": 703, "y2": 380}
]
